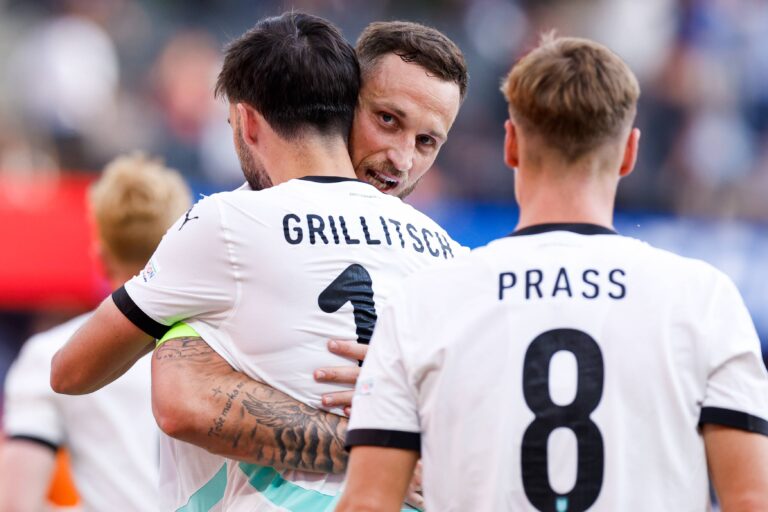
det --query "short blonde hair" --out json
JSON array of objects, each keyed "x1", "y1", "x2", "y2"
[
  {"x1": 501, "y1": 34, "x2": 640, "y2": 162},
  {"x1": 90, "y1": 153, "x2": 191, "y2": 266}
]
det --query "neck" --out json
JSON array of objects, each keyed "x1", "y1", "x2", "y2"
[
  {"x1": 515, "y1": 161, "x2": 617, "y2": 231},
  {"x1": 264, "y1": 134, "x2": 356, "y2": 185}
]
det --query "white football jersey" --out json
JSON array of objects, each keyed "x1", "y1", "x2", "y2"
[
  {"x1": 116, "y1": 176, "x2": 465, "y2": 511},
  {"x1": 347, "y1": 224, "x2": 768, "y2": 512},
  {"x1": 3, "y1": 313, "x2": 159, "y2": 512}
]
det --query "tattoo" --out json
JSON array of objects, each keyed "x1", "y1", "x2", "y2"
[
  {"x1": 208, "y1": 381, "x2": 245, "y2": 438},
  {"x1": 154, "y1": 337, "x2": 216, "y2": 361},
  {"x1": 239, "y1": 388, "x2": 348, "y2": 473},
  {"x1": 155, "y1": 336, "x2": 349, "y2": 473}
]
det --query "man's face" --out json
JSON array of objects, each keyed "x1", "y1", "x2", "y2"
[
  {"x1": 229, "y1": 104, "x2": 273, "y2": 191},
  {"x1": 350, "y1": 53, "x2": 461, "y2": 198}
]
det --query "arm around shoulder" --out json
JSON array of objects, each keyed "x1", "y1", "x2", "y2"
[{"x1": 152, "y1": 336, "x2": 350, "y2": 473}]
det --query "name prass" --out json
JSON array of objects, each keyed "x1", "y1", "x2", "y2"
[{"x1": 499, "y1": 267, "x2": 627, "y2": 301}]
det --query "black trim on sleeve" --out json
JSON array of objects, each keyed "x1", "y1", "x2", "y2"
[
  {"x1": 699, "y1": 407, "x2": 768, "y2": 436},
  {"x1": 111, "y1": 286, "x2": 170, "y2": 340},
  {"x1": 345, "y1": 428, "x2": 421, "y2": 452},
  {"x1": 9, "y1": 435, "x2": 59, "y2": 452}
]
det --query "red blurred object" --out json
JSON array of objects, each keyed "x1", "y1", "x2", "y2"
[{"x1": 0, "y1": 173, "x2": 107, "y2": 310}]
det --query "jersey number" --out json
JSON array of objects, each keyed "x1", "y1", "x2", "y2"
[
  {"x1": 521, "y1": 328, "x2": 604, "y2": 512},
  {"x1": 318, "y1": 264, "x2": 377, "y2": 355}
]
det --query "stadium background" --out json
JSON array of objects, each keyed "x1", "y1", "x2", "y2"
[{"x1": 0, "y1": 0, "x2": 765, "y2": 503}]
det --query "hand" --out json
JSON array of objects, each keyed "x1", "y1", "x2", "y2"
[
  {"x1": 404, "y1": 460, "x2": 425, "y2": 510},
  {"x1": 314, "y1": 339, "x2": 369, "y2": 415}
]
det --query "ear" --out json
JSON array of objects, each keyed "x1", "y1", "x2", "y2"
[
  {"x1": 236, "y1": 103, "x2": 261, "y2": 147},
  {"x1": 619, "y1": 128, "x2": 641, "y2": 178},
  {"x1": 504, "y1": 119, "x2": 519, "y2": 169}
]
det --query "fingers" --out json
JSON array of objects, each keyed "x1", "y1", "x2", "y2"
[
  {"x1": 314, "y1": 366, "x2": 361, "y2": 385},
  {"x1": 320, "y1": 390, "x2": 354, "y2": 409},
  {"x1": 404, "y1": 490, "x2": 424, "y2": 511},
  {"x1": 405, "y1": 461, "x2": 425, "y2": 510},
  {"x1": 327, "y1": 339, "x2": 369, "y2": 362}
]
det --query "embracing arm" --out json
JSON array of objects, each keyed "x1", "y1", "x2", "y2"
[
  {"x1": 152, "y1": 337, "x2": 349, "y2": 473},
  {"x1": 51, "y1": 296, "x2": 154, "y2": 395}
]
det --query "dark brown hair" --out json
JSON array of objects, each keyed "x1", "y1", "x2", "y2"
[
  {"x1": 356, "y1": 21, "x2": 468, "y2": 100},
  {"x1": 215, "y1": 12, "x2": 360, "y2": 139},
  {"x1": 502, "y1": 33, "x2": 640, "y2": 162}
]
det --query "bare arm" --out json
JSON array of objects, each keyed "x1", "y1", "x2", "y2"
[
  {"x1": 704, "y1": 424, "x2": 768, "y2": 511},
  {"x1": 51, "y1": 296, "x2": 154, "y2": 394},
  {"x1": 0, "y1": 439, "x2": 56, "y2": 512},
  {"x1": 152, "y1": 337, "x2": 349, "y2": 473},
  {"x1": 335, "y1": 446, "x2": 419, "y2": 512}
]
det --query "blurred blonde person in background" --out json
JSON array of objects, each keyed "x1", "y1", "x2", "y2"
[{"x1": 0, "y1": 153, "x2": 191, "y2": 511}]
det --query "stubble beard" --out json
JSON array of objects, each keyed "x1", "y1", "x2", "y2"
[{"x1": 236, "y1": 128, "x2": 273, "y2": 191}]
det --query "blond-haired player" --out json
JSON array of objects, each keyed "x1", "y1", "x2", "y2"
[
  {"x1": 0, "y1": 153, "x2": 191, "y2": 511},
  {"x1": 339, "y1": 35, "x2": 768, "y2": 511}
]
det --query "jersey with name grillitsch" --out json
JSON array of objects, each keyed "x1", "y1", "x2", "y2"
[
  {"x1": 117, "y1": 176, "x2": 465, "y2": 511},
  {"x1": 347, "y1": 224, "x2": 768, "y2": 512}
]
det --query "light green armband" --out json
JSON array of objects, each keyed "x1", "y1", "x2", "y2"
[{"x1": 155, "y1": 322, "x2": 201, "y2": 348}]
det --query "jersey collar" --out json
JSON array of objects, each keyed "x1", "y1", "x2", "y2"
[
  {"x1": 298, "y1": 176, "x2": 364, "y2": 184},
  {"x1": 509, "y1": 223, "x2": 618, "y2": 237}
]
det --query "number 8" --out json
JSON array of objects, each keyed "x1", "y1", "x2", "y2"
[{"x1": 521, "y1": 328, "x2": 605, "y2": 512}]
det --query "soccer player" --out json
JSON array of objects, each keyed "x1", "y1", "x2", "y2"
[
  {"x1": 1, "y1": 153, "x2": 191, "y2": 511},
  {"x1": 148, "y1": 18, "x2": 468, "y2": 470},
  {"x1": 338, "y1": 35, "x2": 768, "y2": 511},
  {"x1": 52, "y1": 12, "x2": 465, "y2": 511}
]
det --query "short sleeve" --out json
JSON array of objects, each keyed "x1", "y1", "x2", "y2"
[
  {"x1": 699, "y1": 273, "x2": 768, "y2": 436},
  {"x1": 346, "y1": 291, "x2": 421, "y2": 452},
  {"x1": 118, "y1": 195, "x2": 237, "y2": 339},
  {"x1": 3, "y1": 338, "x2": 63, "y2": 448}
]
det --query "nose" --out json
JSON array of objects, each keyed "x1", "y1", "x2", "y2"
[{"x1": 386, "y1": 138, "x2": 415, "y2": 172}]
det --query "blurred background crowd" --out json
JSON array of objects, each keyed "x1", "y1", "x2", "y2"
[{"x1": 0, "y1": 0, "x2": 766, "y2": 415}]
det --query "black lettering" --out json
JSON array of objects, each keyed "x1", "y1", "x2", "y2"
[
  {"x1": 283, "y1": 214, "x2": 302, "y2": 245},
  {"x1": 435, "y1": 232, "x2": 454, "y2": 259},
  {"x1": 379, "y1": 217, "x2": 392, "y2": 246},
  {"x1": 526, "y1": 269, "x2": 543, "y2": 299},
  {"x1": 388, "y1": 219, "x2": 405, "y2": 248},
  {"x1": 608, "y1": 269, "x2": 626, "y2": 299},
  {"x1": 360, "y1": 217, "x2": 381, "y2": 245},
  {"x1": 328, "y1": 216, "x2": 340, "y2": 244},
  {"x1": 339, "y1": 216, "x2": 360, "y2": 245},
  {"x1": 582, "y1": 269, "x2": 599, "y2": 299},
  {"x1": 307, "y1": 214, "x2": 328, "y2": 245},
  {"x1": 499, "y1": 272, "x2": 517, "y2": 300},
  {"x1": 422, "y1": 229, "x2": 439, "y2": 257},
  {"x1": 407, "y1": 224, "x2": 424, "y2": 253},
  {"x1": 552, "y1": 268, "x2": 573, "y2": 297}
]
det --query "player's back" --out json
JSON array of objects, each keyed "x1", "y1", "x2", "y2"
[
  {"x1": 128, "y1": 176, "x2": 462, "y2": 510},
  {"x1": 368, "y1": 224, "x2": 767, "y2": 511}
]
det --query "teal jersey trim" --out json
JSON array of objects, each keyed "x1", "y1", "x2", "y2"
[
  {"x1": 176, "y1": 463, "x2": 227, "y2": 512},
  {"x1": 238, "y1": 463, "x2": 419, "y2": 511}
]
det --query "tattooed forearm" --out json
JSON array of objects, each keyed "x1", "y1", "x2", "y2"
[{"x1": 152, "y1": 336, "x2": 349, "y2": 474}]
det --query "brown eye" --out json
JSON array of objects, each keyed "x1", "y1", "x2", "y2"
[{"x1": 417, "y1": 135, "x2": 435, "y2": 147}]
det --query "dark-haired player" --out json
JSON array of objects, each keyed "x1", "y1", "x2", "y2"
[{"x1": 52, "y1": 12, "x2": 465, "y2": 511}]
